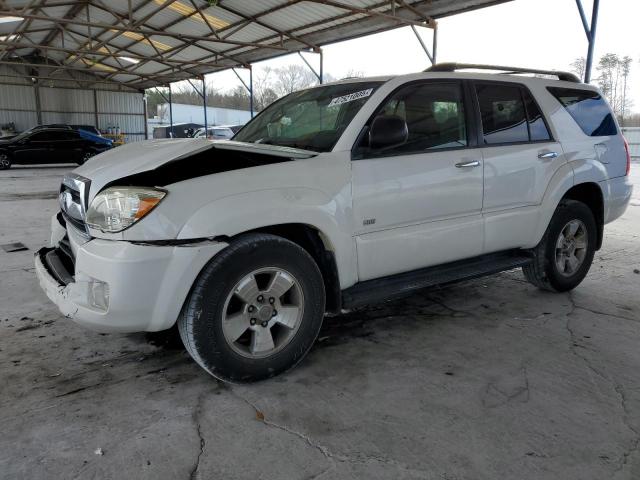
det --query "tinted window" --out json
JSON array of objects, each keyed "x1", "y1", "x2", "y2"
[
  {"x1": 360, "y1": 82, "x2": 467, "y2": 155},
  {"x1": 547, "y1": 87, "x2": 617, "y2": 136},
  {"x1": 57, "y1": 131, "x2": 78, "y2": 140},
  {"x1": 476, "y1": 84, "x2": 528, "y2": 144},
  {"x1": 523, "y1": 89, "x2": 551, "y2": 141},
  {"x1": 30, "y1": 131, "x2": 57, "y2": 141}
]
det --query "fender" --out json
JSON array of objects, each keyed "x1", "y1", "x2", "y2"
[
  {"x1": 107, "y1": 154, "x2": 359, "y2": 289},
  {"x1": 176, "y1": 187, "x2": 357, "y2": 289},
  {"x1": 529, "y1": 158, "x2": 607, "y2": 248},
  {"x1": 527, "y1": 162, "x2": 575, "y2": 248}
]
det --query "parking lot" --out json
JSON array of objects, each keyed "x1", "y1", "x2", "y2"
[{"x1": 0, "y1": 163, "x2": 637, "y2": 479}]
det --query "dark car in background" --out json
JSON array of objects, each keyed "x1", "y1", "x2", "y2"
[
  {"x1": 0, "y1": 127, "x2": 113, "y2": 170},
  {"x1": 30, "y1": 124, "x2": 103, "y2": 136}
]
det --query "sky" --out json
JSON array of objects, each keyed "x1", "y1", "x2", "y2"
[{"x1": 200, "y1": 0, "x2": 639, "y2": 112}]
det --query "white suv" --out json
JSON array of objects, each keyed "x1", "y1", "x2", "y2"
[{"x1": 36, "y1": 64, "x2": 633, "y2": 382}]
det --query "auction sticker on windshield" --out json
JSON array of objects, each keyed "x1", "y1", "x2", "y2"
[{"x1": 328, "y1": 89, "x2": 374, "y2": 107}]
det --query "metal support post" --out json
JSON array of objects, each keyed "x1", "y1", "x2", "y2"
[
  {"x1": 233, "y1": 67, "x2": 254, "y2": 117},
  {"x1": 202, "y1": 77, "x2": 208, "y2": 133},
  {"x1": 33, "y1": 79, "x2": 42, "y2": 125},
  {"x1": 411, "y1": 25, "x2": 433, "y2": 65},
  {"x1": 188, "y1": 77, "x2": 208, "y2": 132},
  {"x1": 432, "y1": 22, "x2": 438, "y2": 64},
  {"x1": 249, "y1": 66, "x2": 254, "y2": 118},
  {"x1": 168, "y1": 83, "x2": 173, "y2": 138},
  {"x1": 298, "y1": 50, "x2": 323, "y2": 84},
  {"x1": 143, "y1": 91, "x2": 149, "y2": 140},
  {"x1": 93, "y1": 89, "x2": 99, "y2": 129},
  {"x1": 575, "y1": 0, "x2": 600, "y2": 83}
]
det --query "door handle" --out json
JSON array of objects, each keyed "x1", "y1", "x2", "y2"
[
  {"x1": 538, "y1": 151, "x2": 558, "y2": 160},
  {"x1": 455, "y1": 160, "x2": 481, "y2": 168}
]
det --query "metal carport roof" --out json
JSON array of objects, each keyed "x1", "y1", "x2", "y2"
[{"x1": 0, "y1": 0, "x2": 516, "y2": 90}]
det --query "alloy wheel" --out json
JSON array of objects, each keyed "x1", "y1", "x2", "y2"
[
  {"x1": 555, "y1": 219, "x2": 588, "y2": 277},
  {"x1": 221, "y1": 267, "x2": 305, "y2": 358}
]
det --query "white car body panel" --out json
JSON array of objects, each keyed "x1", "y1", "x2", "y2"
[
  {"x1": 352, "y1": 148, "x2": 483, "y2": 280},
  {"x1": 35, "y1": 70, "x2": 633, "y2": 333}
]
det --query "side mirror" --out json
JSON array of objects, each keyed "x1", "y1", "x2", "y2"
[{"x1": 369, "y1": 115, "x2": 408, "y2": 150}]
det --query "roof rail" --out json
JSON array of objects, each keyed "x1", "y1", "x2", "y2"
[{"x1": 425, "y1": 63, "x2": 581, "y2": 83}]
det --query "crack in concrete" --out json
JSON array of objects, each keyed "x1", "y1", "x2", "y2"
[
  {"x1": 614, "y1": 384, "x2": 640, "y2": 476},
  {"x1": 189, "y1": 392, "x2": 206, "y2": 480},
  {"x1": 573, "y1": 305, "x2": 638, "y2": 324},
  {"x1": 230, "y1": 388, "x2": 430, "y2": 477},
  {"x1": 424, "y1": 296, "x2": 476, "y2": 318},
  {"x1": 233, "y1": 390, "x2": 341, "y2": 461},
  {"x1": 482, "y1": 366, "x2": 530, "y2": 408},
  {"x1": 565, "y1": 293, "x2": 640, "y2": 476}
]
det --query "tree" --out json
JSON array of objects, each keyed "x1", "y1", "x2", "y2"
[
  {"x1": 252, "y1": 67, "x2": 279, "y2": 111},
  {"x1": 272, "y1": 64, "x2": 318, "y2": 97},
  {"x1": 570, "y1": 57, "x2": 586, "y2": 80},
  {"x1": 620, "y1": 56, "x2": 632, "y2": 122},
  {"x1": 594, "y1": 53, "x2": 633, "y2": 122}
]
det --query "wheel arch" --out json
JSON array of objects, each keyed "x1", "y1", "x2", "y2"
[
  {"x1": 560, "y1": 182, "x2": 604, "y2": 250},
  {"x1": 238, "y1": 223, "x2": 342, "y2": 313}
]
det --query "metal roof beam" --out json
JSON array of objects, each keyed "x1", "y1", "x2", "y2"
[
  {"x1": 0, "y1": 10, "x2": 299, "y2": 51},
  {"x1": 304, "y1": 0, "x2": 434, "y2": 28},
  {"x1": 214, "y1": 2, "x2": 319, "y2": 50},
  {"x1": 0, "y1": 0, "x2": 46, "y2": 60},
  {"x1": 0, "y1": 40, "x2": 230, "y2": 70},
  {"x1": 0, "y1": 57, "x2": 203, "y2": 85},
  {"x1": 39, "y1": 1, "x2": 86, "y2": 48}
]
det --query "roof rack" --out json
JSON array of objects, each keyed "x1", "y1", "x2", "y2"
[{"x1": 425, "y1": 63, "x2": 581, "y2": 83}]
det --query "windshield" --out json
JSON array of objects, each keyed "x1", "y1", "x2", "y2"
[{"x1": 234, "y1": 81, "x2": 383, "y2": 152}]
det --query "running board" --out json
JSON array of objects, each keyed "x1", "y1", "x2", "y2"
[{"x1": 342, "y1": 251, "x2": 532, "y2": 309}]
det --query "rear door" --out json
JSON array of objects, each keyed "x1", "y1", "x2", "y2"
[
  {"x1": 474, "y1": 81, "x2": 565, "y2": 252},
  {"x1": 351, "y1": 80, "x2": 484, "y2": 281}
]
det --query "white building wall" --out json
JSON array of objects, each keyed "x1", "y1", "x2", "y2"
[
  {"x1": 0, "y1": 65, "x2": 146, "y2": 142},
  {"x1": 158, "y1": 103, "x2": 251, "y2": 126},
  {"x1": 622, "y1": 127, "x2": 640, "y2": 159}
]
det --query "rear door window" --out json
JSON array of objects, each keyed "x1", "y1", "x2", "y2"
[
  {"x1": 547, "y1": 87, "x2": 617, "y2": 136},
  {"x1": 476, "y1": 84, "x2": 529, "y2": 144},
  {"x1": 476, "y1": 83, "x2": 552, "y2": 144},
  {"x1": 523, "y1": 89, "x2": 551, "y2": 141}
]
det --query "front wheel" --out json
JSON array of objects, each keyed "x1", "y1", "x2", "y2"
[
  {"x1": 0, "y1": 152, "x2": 11, "y2": 170},
  {"x1": 178, "y1": 233, "x2": 326, "y2": 382},
  {"x1": 77, "y1": 150, "x2": 94, "y2": 165},
  {"x1": 523, "y1": 199, "x2": 597, "y2": 292}
]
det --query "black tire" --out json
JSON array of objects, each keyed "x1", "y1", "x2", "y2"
[
  {"x1": 0, "y1": 152, "x2": 11, "y2": 170},
  {"x1": 178, "y1": 233, "x2": 326, "y2": 383},
  {"x1": 523, "y1": 199, "x2": 597, "y2": 292}
]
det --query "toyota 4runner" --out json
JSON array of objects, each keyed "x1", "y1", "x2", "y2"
[{"x1": 35, "y1": 63, "x2": 633, "y2": 382}]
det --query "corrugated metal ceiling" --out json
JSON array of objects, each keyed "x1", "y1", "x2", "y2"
[{"x1": 0, "y1": 0, "x2": 514, "y2": 89}]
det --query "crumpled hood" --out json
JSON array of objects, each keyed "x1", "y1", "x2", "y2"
[{"x1": 74, "y1": 138, "x2": 317, "y2": 198}]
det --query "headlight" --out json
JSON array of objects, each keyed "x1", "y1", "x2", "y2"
[{"x1": 86, "y1": 187, "x2": 166, "y2": 233}]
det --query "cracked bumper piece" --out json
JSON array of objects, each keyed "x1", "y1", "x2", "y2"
[{"x1": 35, "y1": 239, "x2": 228, "y2": 333}]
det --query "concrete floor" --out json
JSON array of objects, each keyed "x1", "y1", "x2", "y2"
[{"x1": 1, "y1": 163, "x2": 639, "y2": 480}]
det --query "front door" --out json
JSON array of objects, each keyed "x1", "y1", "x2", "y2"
[
  {"x1": 13, "y1": 132, "x2": 51, "y2": 163},
  {"x1": 351, "y1": 81, "x2": 484, "y2": 281}
]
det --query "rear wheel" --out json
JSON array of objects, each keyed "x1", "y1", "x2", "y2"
[
  {"x1": 523, "y1": 199, "x2": 597, "y2": 292},
  {"x1": 0, "y1": 152, "x2": 11, "y2": 170},
  {"x1": 178, "y1": 233, "x2": 326, "y2": 382}
]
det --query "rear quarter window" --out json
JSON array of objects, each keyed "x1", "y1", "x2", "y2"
[{"x1": 547, "y1": 87, "x2": 617, "y2": 137}]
